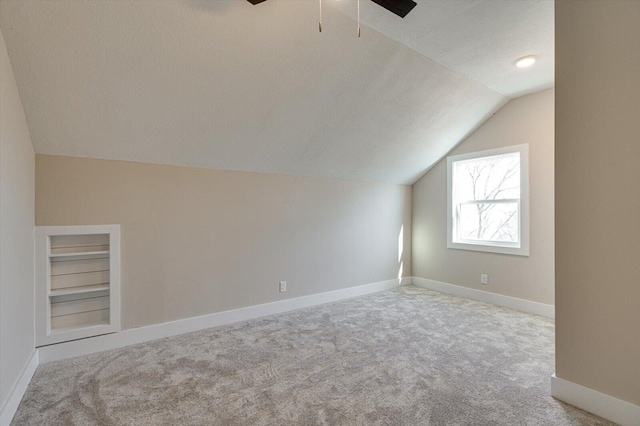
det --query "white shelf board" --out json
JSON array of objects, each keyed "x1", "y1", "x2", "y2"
[
  {"x1": 50, "y1": 320, "x2": 111, "y2": 335},
  {"x1": 49, "y1": 250, "x2": 110, "y2": 259},
  {"x1": 49, "y1": 284, "x2": 110, "y2": 297}
]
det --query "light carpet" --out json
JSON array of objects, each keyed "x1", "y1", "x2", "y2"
[{"x1": 13, "y1": 286, "x2": 612, "y2": 425}]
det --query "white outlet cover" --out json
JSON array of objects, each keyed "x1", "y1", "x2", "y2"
[
  {"x1": 481, "y1": 274, "x2": 488, "y2": 285},
  {"x1": 279, "y1": 281, "x2": 287, "y2": 292}
]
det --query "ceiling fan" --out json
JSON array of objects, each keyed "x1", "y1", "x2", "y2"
[{"x1": 246, "y1": 0, "x2": 417, "y2": 19}]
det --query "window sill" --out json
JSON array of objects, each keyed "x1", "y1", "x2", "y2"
[{"x1": 447, "y1": 241, "x2": 529, "y2": 257}]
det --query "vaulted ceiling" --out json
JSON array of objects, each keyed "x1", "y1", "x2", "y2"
[{"x1": 0, "y1": 0, "x2": 553, "y2": 184}]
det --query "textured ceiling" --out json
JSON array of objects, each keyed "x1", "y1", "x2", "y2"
[
  {"x1": 0, "y1": 0, "x2": 551, "y2": 185},
  {"x1": 330, "y1": 0, "x2": 555, "y2": 98}
]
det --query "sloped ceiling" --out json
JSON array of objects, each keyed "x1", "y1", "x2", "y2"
[
  {"x1": 0, "y1": 0, "x2": 552, "y2": 185},
  {"x1": 330, "y1": 0, "x2": 554, "y2": 98}
]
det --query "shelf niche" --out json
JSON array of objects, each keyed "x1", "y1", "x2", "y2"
[{"x1": 36, "y1": 225, "x2": 121, "y2": 346}]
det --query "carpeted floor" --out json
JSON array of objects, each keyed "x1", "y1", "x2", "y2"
[{"x1": 14, "y1": 286, "x2": 612, "y2": 425}]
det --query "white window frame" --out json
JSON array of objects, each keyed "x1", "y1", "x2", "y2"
[{"x1": 447, "y1": 144, "x2": 530, "y2": 256}]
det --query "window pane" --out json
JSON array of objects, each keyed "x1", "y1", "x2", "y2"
[
  {"x1": 453, "y1": 152, "x2": 520, "y2": 201},
  {"x1": 458, "y1": 202, "x2": 519, "y2": 243}
]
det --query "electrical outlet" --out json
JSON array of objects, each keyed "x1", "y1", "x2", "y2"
[
  {"x1": 279, "y1": 281, "x2": 287, "y2": 293},
  {"x1": 480, "y1": 274, "x2": 488, "y2": 285}
]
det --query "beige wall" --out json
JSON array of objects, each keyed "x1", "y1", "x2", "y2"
[
  {"x1": 412, "y1": 89, "x2": 554, "y2": 305},
  {"x1": 0, "y1": 29, "x2": 35, "y2": 404},
  {"x1": 556, "y1": 1, "x2": 640, "y2": 405},
  {"x1": 36, "y1": 155, "x2": 412, "y2": 330}
]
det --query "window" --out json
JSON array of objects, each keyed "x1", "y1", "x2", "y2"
[{"x1": 447, "y1": 144, "x2": 529, "y2": 256}]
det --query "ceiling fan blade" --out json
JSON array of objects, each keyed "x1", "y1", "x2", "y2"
[
  {"x1": 245, "y1": 0, "x2": 417, "y2": 18},
  {"x1": 369, "y1": 0, "x2": 417, "y2": 18}
]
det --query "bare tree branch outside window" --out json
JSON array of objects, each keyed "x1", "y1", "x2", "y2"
[{"x1": 453, "y1": 153, "x2": 520, "y2": 243}]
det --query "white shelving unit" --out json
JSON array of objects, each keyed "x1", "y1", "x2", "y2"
[{"x1": 36, "y1": 225, "x2": 121, "y2": 346}]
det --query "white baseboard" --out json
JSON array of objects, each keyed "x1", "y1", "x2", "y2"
[
  {"x1": 0, "y1": 350, "x2": 39, "y2": 426},
  {"x1": 412, "y1": 277, "x2": 554, "y2": 318},
  {"x1": 551, "y1": 374, "x2": 640, "y2": 426},
  {"x1": 40, "y1": 277, "x2": 411, "y2": 364}
]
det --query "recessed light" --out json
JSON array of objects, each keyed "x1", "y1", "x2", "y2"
[{"x1": 515, "y1": 55, "x2": 537, "y2": 68}]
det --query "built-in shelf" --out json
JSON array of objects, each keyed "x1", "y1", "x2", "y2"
[
  {"x1": 36, "y1": 225, "x2": 121, "y2": 347},
  {"x1": 49, "y1": 284, "x2": 111, "y2": 298}
]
